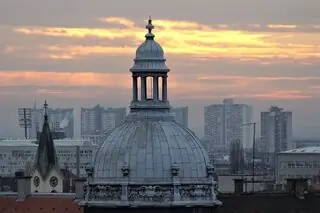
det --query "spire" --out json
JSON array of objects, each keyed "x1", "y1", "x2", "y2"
[
  {"x1": 44, "y1": 100, "x2": 48, "y2": 121},
  {"x1": 34, "y1": 101, "x2": 59, "y2": 179},
  {"x1": 145, "y1": 16, "x2": 155, "y2": 40}
]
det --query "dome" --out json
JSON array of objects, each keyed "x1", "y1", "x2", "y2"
[
  {"x1": 130, "y1": 18, "x2": 169, "y2": 72},
  {"x1": 81, "y1": 17, "x2": 220, "y2": 209},
  {"x1": 93, "y1": 120, "x2": 210, "y2": 182},
  {"x1": 135, "y1": 39, "x2": 164, "y2": 59}
]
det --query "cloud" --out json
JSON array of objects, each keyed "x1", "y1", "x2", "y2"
[
  {"x1": 251, "y1": 90, "x2": 314, "y2": 100},
  {"x1": 4, "y1": 17, "x2": 318, "y2": 64},
  {"x1": 197, "y1": 75, "x2": 320, "y2": 81},
  {"x1": 1, "y1": 70, "x2": 317, "y2": 101}
]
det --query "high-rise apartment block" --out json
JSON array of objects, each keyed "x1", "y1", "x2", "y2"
[
  {"x1": 30, "y1": 106, "x2": 74, "y2": 139},
  {"x1": 261, "y1": 106, "x2": 293, "y2": 153},
  {"x1": 171, "y1": 107, "x2": 188, "y2": 128},
  {"x1": 80, "y1": 105, "x2": 126, "y2": 138},
  {"x1": 204, "y1": 99, "x2": 253, "y2": 149}
]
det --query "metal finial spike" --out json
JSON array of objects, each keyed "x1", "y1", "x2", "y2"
[
  {"x1": 44, "y1": 100, "x2": 48, "y2": 119},
  {"x1": 146, "y1": 16, "x2": 154, "y2": 34}
]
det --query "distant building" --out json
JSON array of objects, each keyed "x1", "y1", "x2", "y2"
[
  {"x1": 261, "y1": 106, "x2": 293, "y2": 153},
  {"x1": 30, "y1": 104, "x2": 74, "y2": 139},
  {"x1": 171, "y1": 106, "x2": 188, "y2": 127},
  {"x1": 80, "y1": 105, "x2": 126, "y2": 137},
  {"x1": 204, "y1": 99, "x2": 253, "y2": 149},
  {"x1": 0, "y1": 138, "x2": 95, "y2": 177},
  {"x1": 275, "y1": 147, "x2": 320, "y2": 183}
]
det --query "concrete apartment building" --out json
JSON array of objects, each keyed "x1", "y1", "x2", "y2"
[
  {"x1": 261, "y1": 106, "x2": 293, "y2": 153},
  {"x1": 80, "y1": 105, "x2": 126, "y2": 142},
  {"x1": 204, "y1": 99, "x2": 253, "y2": 150}
]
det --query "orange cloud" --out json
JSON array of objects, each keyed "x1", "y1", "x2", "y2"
[
  {"x1": 0, "y1": 71, "x2": 318, "y2": 100},
  {"x1": 197, "y1": 75, "x2": 320, "y2": 81},
  {"x1": 0, "y1": 71, "x2": 130, "y2": 87},
  {"x1": 251, "y1": 90, "x2": 313, "y2": 100},
  {"x1": 10, "y1": 17, "x2": 320, "y2": 63}
]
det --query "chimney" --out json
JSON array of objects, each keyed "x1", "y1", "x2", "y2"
[
  {"x1": 233, "y1": 178, "x2": 244, "y2": 194},
  {"x1": 15, "y1": 171, "x2": 31, "y2": 201},
  {"x1": 74, "y1": 178, "x2": 86, "y2": 201},
  {"x1": 286, "y1": 178, "x2": 308, "y2": 199}
]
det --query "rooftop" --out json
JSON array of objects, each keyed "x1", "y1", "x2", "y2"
[
  {"x1": 280, "y1": 147, "x2": 320, "y2": 154},
  {"x1": 0, "y1": 193, "x2": 81, "y2": 213},
  {"x1": 0, "y1": 138, "x2": 94, "y2": 146}
]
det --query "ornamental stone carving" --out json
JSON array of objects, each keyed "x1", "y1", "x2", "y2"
[
  {"x1": 171, "y1": 162, "x2": 179, "y2": 177},
  {"x1": 121, "y1": 162, "x2": 130, "y2": 177},
  {"x1": 128, "y1": 186, "x2": 173, "y2": 202},
  {"x1": 179, "y1": 185, "x2": 211, "y2": 201},
  {"x1": 85, "y1": 165, "x2": 94, "y2": 179},
  {"x1": 88, "y1": 185, "x2": 122, "y2": 201}
]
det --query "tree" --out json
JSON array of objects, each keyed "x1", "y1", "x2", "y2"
[{"x1": 229, "y1": 139, "x2": 245, "y2": 174}]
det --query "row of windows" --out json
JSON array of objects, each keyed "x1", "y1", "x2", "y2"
[{"x1": 280, "y1": 161, "x2": 320, "y2": 169}]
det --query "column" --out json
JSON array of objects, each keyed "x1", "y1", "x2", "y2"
[
  {"x1": 132, "y1": 76, "x2": 138, "y2": 101},
  {"x1": 141, "y1": 77, "x2": 147, "y2": 100},
  {"x1": 162, "y1": 76, "x2": 167, "y2": 101},
  {"x1": 153, "y1": 76, "x2": 159, "y2": 100}
]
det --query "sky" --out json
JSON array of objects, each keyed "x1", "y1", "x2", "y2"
[{"x1": 0, "y1": 0, "x2": 320, "y2": 138}]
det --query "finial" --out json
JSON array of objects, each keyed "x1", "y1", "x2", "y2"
[
  {"x1": 145, "y1": 16, "x2": 155, "y2": 39},
  {"x1": 44, "y1": 100, "x2": 48, "y2": 120}
]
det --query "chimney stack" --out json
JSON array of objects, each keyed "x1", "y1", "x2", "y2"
[
  {"x1": 74, "y1": 178, "x2": 86, "y2": 201},
  {"x1": 15, "y1": 171, "x2": 31, "y2": 201},
  {"x1": 233, "y1": 178, "x2": 245, "y2": 194},
  {"x1": 286, "y1": 178, "x2": 309, "y2": 199}
]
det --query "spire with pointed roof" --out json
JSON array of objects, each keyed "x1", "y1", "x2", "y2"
[{"x1": 33, "y1": 101, "x2": 59, "y2": 179}]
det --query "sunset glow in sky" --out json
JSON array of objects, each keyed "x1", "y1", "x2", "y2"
[{"x1": 1, "y1": 0, "x2": 319, "y2": 137}]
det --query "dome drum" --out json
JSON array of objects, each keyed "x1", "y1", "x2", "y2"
[{"x1": 81, "y1": 163, "x2": 220, "y2": 207}]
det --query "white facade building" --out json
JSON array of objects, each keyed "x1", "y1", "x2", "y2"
[
  {"x1": 171, "y1": 106, "x2": 188, "y2": 127},
  {"x1": 275, "y1": 147, "x2": 320, "y2": 183},
  {"x1": 0, "y1": 138, "x2": 96, "y2": 177},
  {"x1": 81, "y1": 105, "x2": 126, "y2": 137},
  {"x1": 261, "y1": 106, "x2": 293, "y2": 153},
  {"x1": 204, "y1": 99, "x2": 253, "y2": 149}
]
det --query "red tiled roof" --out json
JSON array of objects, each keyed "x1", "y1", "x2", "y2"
[{"x1": 0, "y1": 196, "x2": 81, "y2": 213}]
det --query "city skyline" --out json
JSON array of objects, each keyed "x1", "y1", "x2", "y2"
[{"x1": 1, "y1": 0, "x2": 320, "y2": 138}]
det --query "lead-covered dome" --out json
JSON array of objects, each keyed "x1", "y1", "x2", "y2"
[
  {"x1": 93, "y1": 120, "x2": 210, "y2": 181},
  {"x1": 135, "y1": 39, "x2": 164, "y2": 59}
]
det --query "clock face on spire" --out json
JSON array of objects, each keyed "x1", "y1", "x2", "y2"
[
  {"x1": 33, "y1": 176, "x2": 40, "y2": 187},
  {"x1": 49, "y1": 176, "x2": 58, "y2": 187}
]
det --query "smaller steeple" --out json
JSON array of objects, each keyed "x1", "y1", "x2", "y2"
[
  {"x1": 145, "y1": 16, "x2": 155, "y2": 40},
  {"x1": 33, "y1": 101, "x2": 59, "y2": 180}
]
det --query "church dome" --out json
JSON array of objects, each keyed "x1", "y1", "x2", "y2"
[
  {"x1": 93, "y1": 120, "x2": 210, "y2": 181},
  {"x1": 82, "y1": 17, "x2": 220, "y2": 209}
]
